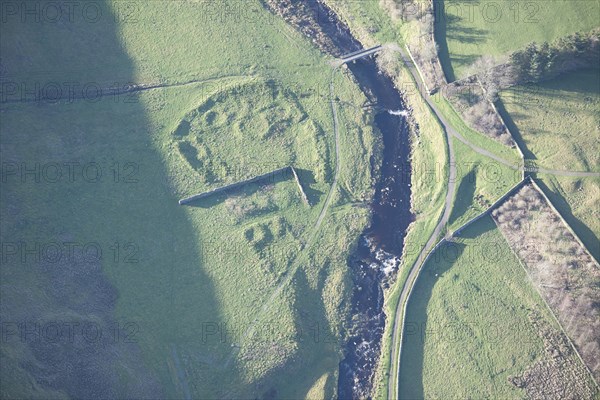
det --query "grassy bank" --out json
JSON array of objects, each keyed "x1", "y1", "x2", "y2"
[{"x1": 433, "y1": 96, "x2": 521, "y2": 165}]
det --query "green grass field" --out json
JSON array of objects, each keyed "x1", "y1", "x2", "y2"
[
  {"x1": 538, "y1": 177, "x2": 600, "y2": 261},
  {"x1": 0, "y1": 1, "x2": 378, "y2": 398},
  {"x1": 398, "y1": 216, "x2": 571, "y2": 398},
  {"x1": 447, "y1": 138, "x2": 520, "y2": 232},
  {"x1": 499, "y1": 69, "x2": 599, "y2": 173},
  {"x1": 324, "y1": 0, "x2": 405, "y2": 46},
  {"x1": 498, "y1": 69, "x2": 600, "y2": 259},
  {"x1": 436, "y1": 0, "x2": 600, "y2": 80}
]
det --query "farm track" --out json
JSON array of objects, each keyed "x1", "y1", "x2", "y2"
[
  {"x1": 387, "y1": 44, "x2": 457, "y2": 400},
  {"x1": 450, "y1": 131, "x2": 600, "y2": 177}
]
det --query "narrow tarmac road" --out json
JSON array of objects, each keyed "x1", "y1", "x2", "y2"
[{"x1": 387, "y1": 45, "x2": 457, "y2": 400}]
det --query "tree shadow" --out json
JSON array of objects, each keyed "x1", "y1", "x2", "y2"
[
  {"x1": 433, "y1": 2, "x2": 488, "y2": 82},
  {"x1": 398, "y1": 240, "x2": 467, "y2": 399},
  {"x1": 433, "y1": 0, "x2": 456, "y2": 82},
  {"x1": 449, "y1": 53, "x2": 482, "y2": 71},
  {"x1": 539, "y1": 68, "x2": 600, "y2": 96},
  {"x1": 446, "y1": 25, "x2": 488, "y2": 44}
]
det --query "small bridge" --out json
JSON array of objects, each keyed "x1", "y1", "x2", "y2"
[{"x1": 337, "y1": 45, "x2": 383, "y2": 65}]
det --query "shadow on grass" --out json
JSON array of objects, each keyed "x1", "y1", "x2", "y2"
[
  {"x1": 448, "y1": 168, "x2": 477, "y2": 227},
  {"x1": 398, "y1": 216, "x2": 499, "y2": 399},
  {"x1": 433, "y1": 1, "x2": 488, "y2": 82},
  {"x1": 534, "y1": 178, "x2": 600, "y2": 262},
  {"x1": 449, "y1": 53, "x2": 481, "y2": 71},
  {"x1": 0, "y1": 2, "x2": 244, "y2": 398},
  {"x1": 185, "y1": 169, "x2": 294, "y2": 208},
  {"x1": 447, "y1": 25, "x2": 488, "y2": 45},
  {"x1": 398, "y1": 240, "x2": 467, "y2": 399},
  {"x1": 247, "y1": 266, "x2": 339, "y2": 399},
  {"x1": 536, "y1": 68, "x2": 600, "y2": 96},
  {"x1": 494, "y1": 98, "x2": 536, "y2": 161},
  {"x1": 433, "y1": 0, "x2": 456, "y2": 82},
  {"x1": 295, "y1": 167, "x2": 324, "y2": 205},
  {"x1": 455, "y1": 213, "x2": 497, "y2": 239}
]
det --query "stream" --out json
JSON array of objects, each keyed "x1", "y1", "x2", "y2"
[
  {"x1": 262, "y1": 1, "x2": 414, "y2": 397},
  {"x1": 299, "y1": 2, "x2": 414, "y2": 398}
]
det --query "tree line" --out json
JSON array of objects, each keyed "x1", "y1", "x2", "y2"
[{"x1": 509, "y1": 29, "x2": 599, "y2": 84}]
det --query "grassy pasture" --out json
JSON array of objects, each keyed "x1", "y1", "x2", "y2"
[
  {"x1": 435, "y1": 0, "x2": 600, "y2": 80},
  {"x1": 171, "y1": 78, "x2": 331, "y2": 190},
  {"x1": 498, "y1": 69, "x2": 600, "y2": 258},
  {"x1": 0, "y1": 1, "x2": 378, "y2": 398},
  {"x1": 447, "y1": 138, "x2": 520, "y2": 232},
  {"x1": 324, "y1": 0, "x2": 405, "y2": 46},
  {"x1": 499, "y1": 69, "x2": 599, "y2": 173},
  {"x1": 399, "y1": 216, "x2": 560, "y2": 398},
  {"x1": 539, "y1": 177, "x2": 600, "y2": 260}
]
